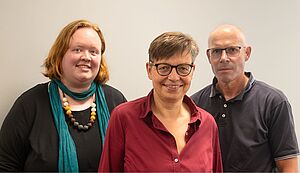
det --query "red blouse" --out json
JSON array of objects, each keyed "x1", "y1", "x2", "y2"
[{"x1": 99, "y1": 91, "x2": 223, "y2": 172}]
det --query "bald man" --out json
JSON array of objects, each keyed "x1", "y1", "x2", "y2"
[{"x1": 191, "y1": 24, "x2": 299, "y2": 172}]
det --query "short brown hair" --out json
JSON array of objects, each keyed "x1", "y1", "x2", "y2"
[
  {"x1": 43, "y1": 19, "x2": 109, "y2": 84},
  {"x1": 148, "y1": 32, "x2": 199, "y2": 62}
]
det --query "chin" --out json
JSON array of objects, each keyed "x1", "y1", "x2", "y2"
[
  {"x1": 165, "y1": 93, "x2": 184, "y2": 100},
  {"x1": 217, "y1": 76, "x2": 233, "y2": 83},
  {"x1": 77, "y1": 77, "x2": 93, "y2": 83}
]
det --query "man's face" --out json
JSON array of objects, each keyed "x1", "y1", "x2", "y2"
[{"x1": 207, "y1": 29, "x2": 250, "y2": 84}]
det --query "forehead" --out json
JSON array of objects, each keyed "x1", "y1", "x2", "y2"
[
  {"x1": 209, "y1": 29, "x2": 243, "y2": 48},
  {"x1": 155, "y1": 51, "x2": 193, "y2": 64},
  {"x1": 69, "y1": 28, "x2": 101, "y2": 47}
]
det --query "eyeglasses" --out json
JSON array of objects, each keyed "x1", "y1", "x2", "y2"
[
  {"x1": 150, "y1": 62, "x2": 194, "y2": 76},
  {"x1": 208, "y1": 46, "x2": 242, "y2": 59}
]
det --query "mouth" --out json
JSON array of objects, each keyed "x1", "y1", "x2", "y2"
[
  {"x1": 218, "y1": 67, "x2": 232, "y2": 72},
  {"x1": 76, "y1": 64, "x2": 91, "y2": 69},
  {"x1": 163, "y1": 84, "x2": 183, "y2": 90}
]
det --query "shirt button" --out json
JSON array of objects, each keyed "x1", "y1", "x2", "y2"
[
  {"x1": 174, "y1": 158, "x2": 179, "y2": 163},
  {"x1": 221, "y1": 114, "x2": 226, "y2": 118},
  {"x1": 224, "y1": 104, "x2": 227, "y2": 108}
]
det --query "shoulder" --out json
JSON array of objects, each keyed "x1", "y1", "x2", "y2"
[
  {"x1": 3, "y1": 82, "x2": 50, "y2": 132},
  {"x1": 113, "y1": 96, "x2": 147, "y2": 114},
  {"x1": 107, "y1": 96, "x2": 148, "y2": 128},
  {"x1": 196, "y1": 106, "x2": 216, "y2": 124},
  {"x1": 99, "y1": 84, "x2": 127, "y2": 113},
  {"x1": 252, "y1": 80, "x2": 288, "y2": 102},
  {"x1": 101, "y1": 84, "x2": 126, "y2": 100},
  {"x1": 110, "y1": 96, "x2": 148, "y2": 122},
  {"x1": 17, "y1": 82, "x2": 49, "y2": 104},
  {"x1": 7, "y1": 82, "x2": 50, "y2": 121},
  {"x1": 191, "y1": 84, "x2": 212, "y2": 102}
]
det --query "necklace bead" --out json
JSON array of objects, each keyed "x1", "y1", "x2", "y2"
[{"x1": 62, "y1": 93, "x2": 96, "y2": 131}]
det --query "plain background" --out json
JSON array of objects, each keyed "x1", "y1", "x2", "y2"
[{"x1": 0, "y1": 0, "x2": 299, "y2": 160}]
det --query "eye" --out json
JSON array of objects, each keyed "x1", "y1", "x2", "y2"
[
  {"x1": 177, "y1": 65, "x2": 190, "y2": 72},
  {"x1": 72, "y1": 48, "x2": 81, "y2": 53},
  {"x1": 227, "y1": 47, "x2": 239, "y2": 54},
  {"x1": 177, "y1": 65, "x2": 192, "y2": 75},
  {"x1": 211, "y1": 48, "x2": 222, "y2": 55},
  {"x1": 158, "y1": 64, "x2": 170, "y2": 70},
  {"x1": 90, "y1": 49, "x2": 99, "y2": 56},
  {"x1": 157, "y1": 64, "x2": 171, "y2": 71}
]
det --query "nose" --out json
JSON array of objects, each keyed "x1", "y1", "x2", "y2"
[
  {"x1": 167, "y1": 67, "x2": 180, "y2": 80},
  {"x1": 81, "y1": 50, "x2": 91, "y2": 61},
  {"x1": 219, "y1": 50, "x2": 229, "y2": 63}
]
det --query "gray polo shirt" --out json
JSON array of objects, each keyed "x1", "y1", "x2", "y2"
[{"x1": 191, "y1": 72, "x2": 299, "y2": 172}]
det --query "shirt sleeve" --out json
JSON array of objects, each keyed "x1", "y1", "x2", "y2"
[
  {"x1": 98, "y1": 106, "x2": 125, "y2": 172},
  {"x1": 212, "y1": 121, "x2": 223, "y2": 172},
  {"x1": 269, "y1": 100, "x2": 299, "y2": 159},
  {"x1": 0, "y1": 97, "x2": 31, "y2": 171}
]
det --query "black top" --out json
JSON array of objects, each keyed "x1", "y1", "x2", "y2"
[
  {"x1": 0, "y1": 82, "x2": 127, "y2": 171},
  {"x1": 191, "y1": 72, "x2": 299, "y2": 172}
]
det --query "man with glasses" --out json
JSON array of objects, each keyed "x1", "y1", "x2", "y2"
[
  {"x1": 191, "y1": 24, "x2": 299, "y2": 172},
  {"x1": 99, "y1": 32, "x2": 223, "y2": 172}
]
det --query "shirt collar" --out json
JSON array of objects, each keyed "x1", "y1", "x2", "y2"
[
  {"x1": 140, "y1": 89, "x2": 201, "y2": 126},
  {"x1": 209, "y1": 72, "x2": 255, "y2": 101}
]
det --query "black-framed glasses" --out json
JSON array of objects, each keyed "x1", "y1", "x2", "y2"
[
  {"x1": 150, "y1": 62, "x2": 194, "y2": 76},
  {"x1": 208, "y1": 46, "x2": 242, "y2": 59}
]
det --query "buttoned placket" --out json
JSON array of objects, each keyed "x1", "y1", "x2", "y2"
[{"x1": 217, "y1": 95, "x2": 229, "y2": 126}]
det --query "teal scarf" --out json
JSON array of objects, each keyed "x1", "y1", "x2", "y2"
[{"x1": 48, "y1": 80, "x2": 110, "y2": 172}]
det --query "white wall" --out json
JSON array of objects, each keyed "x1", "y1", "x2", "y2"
[{"x1": 0, "y1": 0, "x2": 299, "y2": 151}]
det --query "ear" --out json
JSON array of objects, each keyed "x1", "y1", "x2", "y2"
[
  {"x1": 244, "y1": 46, "x2": 252, "y2": 62},
  {"x1": 146, "y1": 62, "x2": 153, "y2": 80},
  {"x1": 206, "y1": 49, "x2": 212, "y2": 64}
]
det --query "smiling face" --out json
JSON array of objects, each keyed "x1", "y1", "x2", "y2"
[
  {"x1": 207, "y1": 25, "x2": 251, "y2": 84},
  {"x1": 61, "y1": 27, "x2": 102, "y2": 90},
  {"x1": 147, "y1": 52, "x2": 194, "y2": 103}
]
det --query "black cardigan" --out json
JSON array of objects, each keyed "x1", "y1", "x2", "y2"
[{"x1": 0, "y1": 82, "x2": 126, "y2": 171}]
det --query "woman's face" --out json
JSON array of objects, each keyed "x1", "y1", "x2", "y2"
[
  {"x1": 147, "y1": 52, "x2": 194, "y2": 103},
  {"x1": 61, "y1": 27, "x2": 102, "y2": 91}
]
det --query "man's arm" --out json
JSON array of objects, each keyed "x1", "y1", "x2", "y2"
[{"x1": 276, "y1": 157, "x2": 298, "y2": 173}]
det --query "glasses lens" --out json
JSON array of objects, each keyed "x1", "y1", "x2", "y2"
[
  {"x1": 177, "y1": 64, "x2": 192, "y2": 76},
  {"x1": 209, "y1": 46, "x2": 241, "y2": 58},
  {"x1": 156, "y1": 64, "x2": 171, "y2": 76},
  {"x1": 226, "y1": 47, "x2": 241, "y2": 56},
  {"x1": 210, "y1": 49, "x2": 222, "y2": 58}
]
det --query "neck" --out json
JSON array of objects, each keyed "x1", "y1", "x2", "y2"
[
  {"x1": 61, "y1": 79, "x2": 92, "y2": 93},
  {"x1": 59, "y1": 89, "x2": 94, "y2": 111},
  {"x1": 217, "y1": 74, "x2": 249, "y2": 101},
  {"x1": 151, "y1": 93, "x2": 187, "y2": 120}
]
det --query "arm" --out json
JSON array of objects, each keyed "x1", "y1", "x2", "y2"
[
  {"x1": 269, "y1": 100, "x2": 299, "y2": 172},
  {"x1": 212, "y1": 119, "x2": 223, "y2": 172},
  {"x1": 0, "y1": 97, "x2": 30, "y2": 171},
  {"x1": 98, "y1": 107, "x2": 125, "y2": 172},
  {"x1": 276, "y1": 157, "x2": 298, "y2": 173}
]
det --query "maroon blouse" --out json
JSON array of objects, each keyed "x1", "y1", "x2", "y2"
[{"x1": 99, "y1": 90, "x2": 223, "y2": 172}]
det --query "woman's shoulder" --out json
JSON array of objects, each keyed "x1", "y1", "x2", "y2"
[
  {"x1": 100, "y1": 84, "x2": 127, "y2": 113},
  {"x1": 20, "y1": 82, "x2": 49, "y2": 100},
  {"x1": 101, "y1": 84, "x2": 126, "y2": 99},
  {"x1": 101, "y1": 84, "x2": 122, "y2": 93}
]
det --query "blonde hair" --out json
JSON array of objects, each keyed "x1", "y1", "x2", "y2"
[{"x1": 43, "y1": 19, "x2": 109, "y2": 84}]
